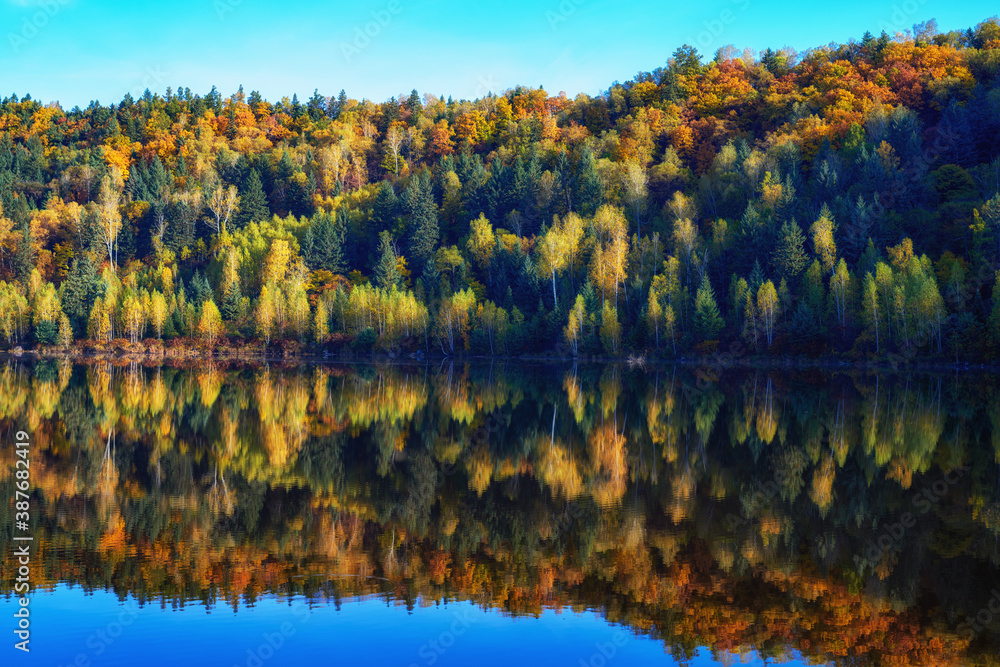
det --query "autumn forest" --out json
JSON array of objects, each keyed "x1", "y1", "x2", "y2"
[{"x1": 2, "y1": 20, "x2": 1000, "y2": 361}]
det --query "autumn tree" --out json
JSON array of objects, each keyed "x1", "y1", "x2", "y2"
[
  {"x1": 757, "y1": 280, "x2": 778, "y2": 347},
  {"x1": 96, "y1": 171, "x2": 124, "y2": 270},
  {"x1": 810, "y1": 205, "x2": 837, "y2": 275},
  {"x1": 207, "y1": 182, "x2": 240, "y2": 236},
  {"x1": 564, "y1": 295, "x2": 587, "y2": 356},
  {"x1": 198, "y1": 299, "x2": 223, "y2": 345}
]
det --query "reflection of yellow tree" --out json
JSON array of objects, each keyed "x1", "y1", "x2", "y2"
[
  {"x1": 598, "y1": 367, "x2": 621, "y2": 417},
  {"x1": 809, "y1": 453, "x2": 835, "y2": 515},
  {"x1": 588, "y1": 420, "x2": 627, "y2": 506},
  {"x1": 466, "y1": 444, "x2": 493, "y2": 496},
  {"x1": 755, "y1": 377, "x2": 777, "y2": 445},
  {"x1": 196, "y1": 367, "x2": 223, "y2": 409},
  {"x1": 538, "y1": 433, "x2": 583, "y2": 499},
  {"x1": 563, "y1": 370, "x2": 588, "y2": 425}
]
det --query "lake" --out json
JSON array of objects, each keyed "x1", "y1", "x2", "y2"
[{"x1": 1, "y1": 360, "x2": 998, "y2": 666}]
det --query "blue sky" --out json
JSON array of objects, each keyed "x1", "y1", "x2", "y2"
[{"x1": 1, "y1": 0, "x2": 997, "y2": 108}]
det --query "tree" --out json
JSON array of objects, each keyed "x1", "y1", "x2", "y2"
[
  {"x1": 262, "y1": 239, "x2": 293, "y2": 285},
  {"x1": 466, "y1": 214, "x2": 496, "y2": 283},
  {"x1": 406, "y1": 172, "x2": 439, "y2": 271},
  {"x1": 121, "y1": 292, "x2": 145, "y2": 343},
  {"x1": 434, "y1": 288, "x2": 475, "y2": 354},
  {"x1": 96, "y1": 172, "x2": 123, "y2": 270},
  {"x1": 670, "y1": 44, "x2": 703, "y2": 76},
  {"x1": 600, "y1": 302, "x2": 621, "y2": 354},
  {"x1": 861, "y1": 272, "x2": 880, "y2": 353},
  {"x1": 663, "y1": 304, "x2": 677, "y2": 355},
  {"x1": 61, "y1": 256, "x2": 98, "y2": 334},
  {"x1": 87, "y1": 297, "x2": 112, "y2": 343},
  {"x1": 622, "y1": 161, "x2": 648, "y2": 233},
  {"x1": 384, "y1": 124, "x2": 406, "y2": 176},
  {"x1": 476, "y1": 300, "x2": 508, "y2": 355},
  {"x1": 150, "y1": 291, "x2": 168, "y2": 339},
  {"x1": 757, "y1": 280, "x2": 779, "y2": 347},
  {"x1": 672, "y1": 217, "x2": 699, "y2": 288},
  {"x1": 12, "y1": 224, "x2": 34, "y2": 282},
  {"x1": 830, "y1": 259, "x2": 852, "y2": 331},
  {"x1": 374, "y1": 231, "x2": 402, "y2": 290},
  {"x1": 875, "y1": 261, "x2": 894, "y2": 341},
  {"x1": 646, "y1": 287, "x2": 663, "y2": 348},
  {"x1": 207, "y1": 182, "x2": 239, "y2": 236},
  {"x1": 57, "y1": 313, "x2": 73, "y2": 347},
  {"x1": 537, "y1": 220, "x2": 571, "y2": 309},
  {"x1": 772, "y1": 218, "x2": 808, "y2": 279},
  {"x1": 235, "y1": 169, "x2": 269, "y2": 229},
  {"x1": 589, "y1": 205, "x2": 629, "y2": 306},
  {"x1": 693, "y1": 275, "x2": 724, "y2": 341},
  {"x1": 305, "y1": 212, "x2": 346, "y2": 274},
  {"x1": 575, "y1": 146, "x2": 602, "y2": 216},
  {"x1": 197, "y1": 299, "x2": 223, "y2": 345},
  {"x1": 810, "y1": 205, "x2": 837, "y2": 274},
  {"x1": 256, "y1": 284, "x2": 276, "y2": 344},
  {"x1": 314, "y1": 298, "x2": 329, "y2": 343},
  {"x1": 564, "y1": 295, "x2": 587, "y2": 356}
]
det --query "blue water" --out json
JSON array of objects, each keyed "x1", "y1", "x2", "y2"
[{"x1": 2, "y1": 586, "x2": 817, "y2": 666}]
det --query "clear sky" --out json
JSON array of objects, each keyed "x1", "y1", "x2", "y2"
[{"x1": 1, "y1": 0, "x2": 997, "y2": 108}]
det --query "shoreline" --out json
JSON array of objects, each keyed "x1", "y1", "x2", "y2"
[{"x1": 4, "y1": 343, "x2": 996, "y2": 373}]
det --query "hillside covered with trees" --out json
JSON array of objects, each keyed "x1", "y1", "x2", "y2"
[{"x1": 1, "y1": 18, "x2": 1000, "y2": 360}]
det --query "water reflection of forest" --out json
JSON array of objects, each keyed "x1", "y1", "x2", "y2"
[{"x1": 1, "y1": 361, "x2": 999, "y2": 666}]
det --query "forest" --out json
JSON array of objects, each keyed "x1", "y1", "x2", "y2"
[{"x1": 1, "y1": 18, "x2": 1000, "y2": 360}]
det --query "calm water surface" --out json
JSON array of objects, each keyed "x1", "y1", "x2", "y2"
[{"x1": 1, "y1": 361, "x2": 998, "y2": 666}]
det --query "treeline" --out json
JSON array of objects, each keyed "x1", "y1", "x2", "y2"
[{"x1": 1, "y1": 18, "x2": 1000, "y2": 359}]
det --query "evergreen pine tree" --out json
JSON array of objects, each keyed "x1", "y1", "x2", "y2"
[
  {"x1": 222, "y1": 280, "x2": 243, "y2": 322},
  {"x1": 234, "y1": 169, "x2": 269, "y2": 229},
  {"x1": 13, "y1": 224, "x2": 34, "y2": 282},
  {"x1": 302, "y1": 225, "x2": 317, "y2": 268},
  {"x1": 406, "y1": 172, "x2": 439, "y2": 272},
  {"x1": 328, "y1": 210, "x2": 348, "y2": 273},
  {"x1": 61, "y1": 256, "x2": 99, "y2": 335},
  {"x1": 772, "y1": 218, "x2": 808, "y2": 279},
  {"x1": 749, "y1": 260, "x2": 765, "y2": 295},
  {"x1": 693, "y1": 275, "x2": 724, "y2": 341},
  {"x1": 373, "y1": 181, "x2": 399, "y2": 232},
  {"x1": 374, "y1": 231, "x2": 401, "y2": 290}
]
